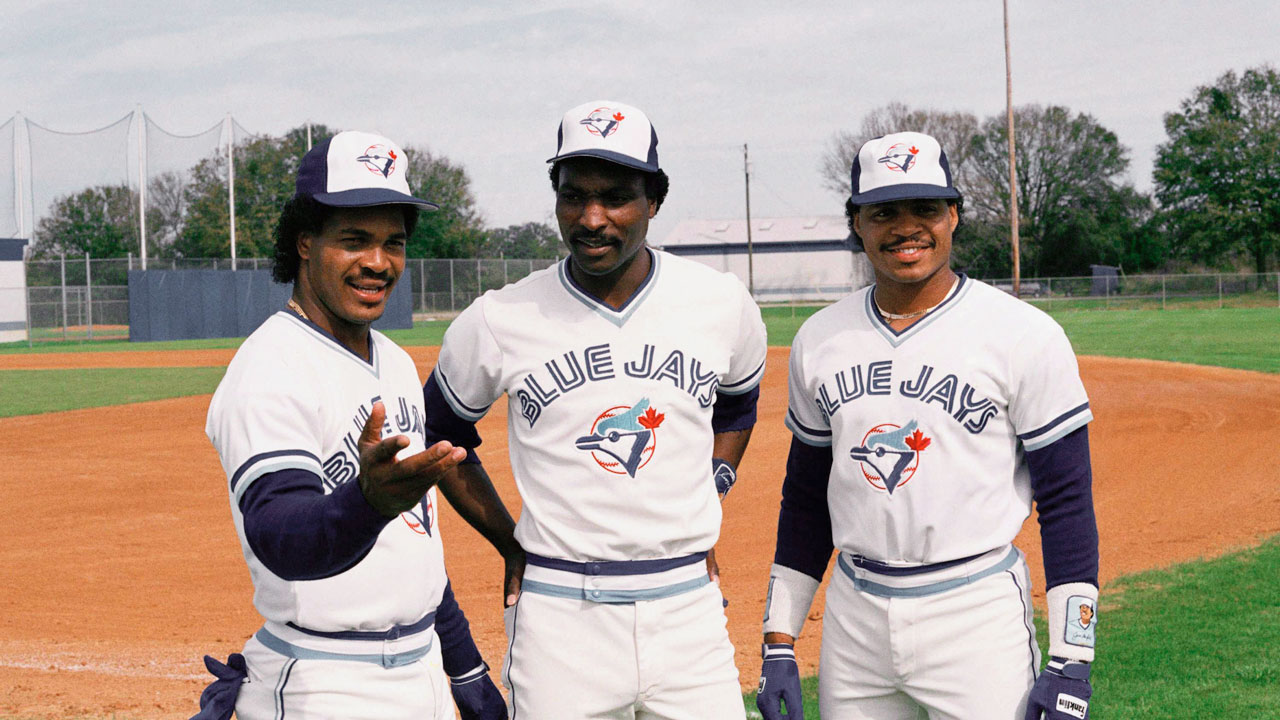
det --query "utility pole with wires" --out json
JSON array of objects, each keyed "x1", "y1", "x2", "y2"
[
  {"x1": 1003, "y1": 0, "x2": 1021, "y2": 296},
  {"x1": 743, "y1": 143, "x2": 755, "y2": 297}
]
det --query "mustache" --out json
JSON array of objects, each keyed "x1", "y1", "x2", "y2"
[
  {"x1": 355, "y1": 269, "x2": 394, "y2": 283},
  {"x1": 571, "y1": 231, "x2": 620, "y2": 245}
]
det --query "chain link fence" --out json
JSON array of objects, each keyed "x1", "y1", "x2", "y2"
[{"x1": 4, "y1": 256, "x2": 1278, "y2": 346}]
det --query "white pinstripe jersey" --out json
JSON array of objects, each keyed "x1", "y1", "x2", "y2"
[
  {"x1": 206, "y1": 312, "x2": 447, "y2": 631},
  {"x1": 434, "y1": 249, "x2": 767, "y2": 562},
  {"x1": 786, "y1": 276, "x2": 1092, "y2": 565}
]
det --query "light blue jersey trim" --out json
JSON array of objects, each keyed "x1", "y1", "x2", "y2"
[
  {"x1": 231, "y1": 454, "x2": 324, "y2": 506},
  {"x1": 557, "y1": 249, "x2": 661, "y2": 327},
  {"x1": 719, "y1": 358, "x2": 766, "y2": 395},
  {"x1": 520, "y1": 575, "x2": 710, "y2": 604},
  {"x1": 434, "y1": 368, "x2": 490, "y2": 422},
  {"x1": 254, "y1": 627, "x2": 434, "y2": 669},
  {"x1": 865, "y1": 274, "x2": 972, "y2": 348},
  {"x1": 837, "y1": 546, "x2": 1019, "y2": 598},
  {"x1": 785, "y1": 410, "x2": 833, "y2": 447}
]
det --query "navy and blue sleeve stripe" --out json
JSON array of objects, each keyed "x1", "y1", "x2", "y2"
[
  {"x1": 434, "y1": 579, "x2": 484, "y2": 678},
  {"x1": 433, "y1": 368, "x2": 492, "y2": 422},
  {"x1": 423, "y1": 371, "x2": 481, "y2": 465},
  {"x1": 1027, "y1": 426, "x2": 1099, "y2": 588},
  {"x1": 773, "y1": 437, "x2": 836, "y2": 581},
  {"x1": 784, "y1": 408, "x2": 832, "y2": 447},
  {"x1": 712, "y1": 385, "x2": 759, "y2": 433},
  {"x1": 719, "y1": 358, "x2": 766, "y2": 395},
  {"x1": 238, "y1": 469, "x2": 392, "y2": 581},
  {"x1": 229, "y1": 449, "x2": 323, "y2": 498},
  {"x1": 1019, "y1": 402, "x2": 1092, "y2": 451}
]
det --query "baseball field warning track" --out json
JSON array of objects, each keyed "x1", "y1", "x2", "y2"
[{"x1": 1, "y1": 347, "x2": 1277, "y2": 718}]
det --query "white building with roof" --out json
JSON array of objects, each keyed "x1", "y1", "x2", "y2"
[{"x1": 655, "y1": 216, "x2": 873, "y2": 302}]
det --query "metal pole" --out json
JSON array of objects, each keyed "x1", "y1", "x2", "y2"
[
  {"x1": 227, "y1": 113, "x2": 237, "y2": 271},
  {"x1": 60, "y1": 252, "x2": 67, "y2": 341},
  {"x1": 743, "y1": 143, "x2": 755, "y2": 297},
  {"x1": 137, "y1": 106, "x2": 148, "y2": 271},
  {"x1": 14, "y1": 113, "x2": 26, "y2": 239},
  {"x1": 306, "y1": 122, "x2": 313, "y2": 151},
  {"x1": 1004, "y1": 0, "x2": 1021, "y2": 297},
  {"x1": 85, "y1": 251, "x2": 93, "y2": 341}
]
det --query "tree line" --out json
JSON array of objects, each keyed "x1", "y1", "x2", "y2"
[
  {"x1": 30, "y1": 65, "x2": 1280, "y2": 278},
  {"x1": 30, "y1": 123, "x2": 563, "y2": 263},
  {"x1": 820, "y1": 64, "x2": 1279, "y2": 278}
]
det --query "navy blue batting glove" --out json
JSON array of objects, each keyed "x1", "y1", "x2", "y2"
[
  {"x1": 449, "y1": 664, "x2": 507, "y2": 720},
  {"x1": 756, "y1": 643, "x2": 804, "y2": 720},
  {"x1": 712, "y1": 457, "x2": 737, "y2": 498},
  {"x1": 1024, "y1": 657, "x2": 1091, "y2": 719}
]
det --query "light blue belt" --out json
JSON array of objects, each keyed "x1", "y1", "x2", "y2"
[
  {"x1": 837, "y1": 546, "x2": 1020, "y2": 598},
  {"x1": 521, "y1": 552, "x2": 711, "y2": 603},
  {"x1": 254, "y1": 626, "x2": 434, "y2": 669}
]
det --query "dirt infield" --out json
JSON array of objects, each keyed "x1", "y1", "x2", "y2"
[{"x1": 2, "y1": 348, "x2": 1277, "y2": 718}]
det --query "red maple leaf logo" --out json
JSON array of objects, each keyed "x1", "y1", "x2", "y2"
[
  {"x1": 389, "y1": 149, "x2": 397, "y2": 159},
  {"x1": 904, "y1": 428, "x2": 930, "y2": 451},
  {"x1": 909, "y1": 146, "x2": 919, "y2": 154},
  {"x1": 612, "y1": 112, "x2": 625, "y2": 122},
  {"x1": 638, "y1": 406, "x2": 665, "y2": 430}
]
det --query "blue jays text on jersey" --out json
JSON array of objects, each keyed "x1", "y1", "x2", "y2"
[
  {"x1": 515, "y1": 341, "x2": 722, "y2": 427},
  {"x1": 813, "y1": 360, "x2": 1000, "y2": 434},
  {"x1": 319, "y1": 395, "x2": 428, "y2": 491}
]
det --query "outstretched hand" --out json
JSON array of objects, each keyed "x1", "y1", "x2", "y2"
[{"x1": 358, "y1": 401, "x2": 467, "y2": 517}]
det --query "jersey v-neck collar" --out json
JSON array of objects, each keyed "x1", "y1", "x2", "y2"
[
  {"x1": 864, "y1": 273, "x2": 971, "y2": 348},
  {"x1": 277, "y1": 311, "x2": 381, "y2": 376},
  {"x1": 558, "y1": 247, "x2": 661, "y2": 328}
]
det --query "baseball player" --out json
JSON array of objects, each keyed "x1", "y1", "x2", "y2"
[
  {"x1": 420, "y1": 100, "x2": 768, "y2": 719},
  {"x1": 192, "y1": 131, "x2": 506, "y2": 720},
  {"x1": 756, "y1": 132, "x2": 1099, "y2": 719}
]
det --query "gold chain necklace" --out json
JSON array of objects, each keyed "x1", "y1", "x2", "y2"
[
  {"x1": 874, "y1": 276, "x2": 959, "y2": 321},
  {"x1": 286, "y1": 298, "x2": 311, "y2": 321}
]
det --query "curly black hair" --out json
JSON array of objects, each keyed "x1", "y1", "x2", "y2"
[
  {"x1": 548, "y1": 160, "x2": 670, "y2": 213},
  {"x1": 845, "y1": 195, "x2": 965, "y2": 251},
  {"x1": 271, "y1": 196, "x2": 420, "y2": 283}
]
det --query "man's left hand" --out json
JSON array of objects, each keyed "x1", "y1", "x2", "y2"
[
  {"x1": 1024, "y1": 658, "x2": 1091, "y2": 719},
  {"x1": 450, "y1": 668, "x2": 507, "y2": 720}
]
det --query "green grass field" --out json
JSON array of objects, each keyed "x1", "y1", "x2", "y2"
[
  {"x1": 1, "y1": 306, "x2": 1275, "y2": 718},
  {"x1": 742, "y1": 538, "x2": 1280, "y2": 718}
]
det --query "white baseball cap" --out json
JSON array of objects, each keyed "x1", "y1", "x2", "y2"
[
  {"x1": 547, "y1": 100, "x2": 660, "y2": 173},
  {"x1": 849, "y1": 131, "x2": 960, "y2": 205},
  {"x1": 294, "y1": 130, "x2": 438, "y2": 209}
]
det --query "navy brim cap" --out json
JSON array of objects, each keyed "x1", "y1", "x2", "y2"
[
  {"x1": 546, "y1": 148, "x2": 660, "y2": 173},
  {"x1": 310, "y1": 187, "x2": 439, "y2": 210},
  {"x1": 849, "y1": 183, "x2": 960, "y2": 206}
]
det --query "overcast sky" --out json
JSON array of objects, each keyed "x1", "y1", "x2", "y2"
[{"x1": 4, "y1": 0, "x2": 1279, "y2": 243}]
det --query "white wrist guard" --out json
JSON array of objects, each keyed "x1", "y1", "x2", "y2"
[
  {"x1": 762, "y1": 563, "x2": 821, "y2": 639},
  {"x1": 1047, "y1": 582, "x2": 1098, "y2": 662}
]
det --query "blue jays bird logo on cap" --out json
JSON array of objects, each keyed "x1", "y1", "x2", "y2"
[
  {"x1": 878, "y1": 143, "x2": 919, "y2": 173},
  {"x1": 849, "y1": 420, "x2": 931, "y2": 494},
  {"x1": 576, "y1": 398, "x2": 663, "y2": 477},
  {"x1": 580, "y1": 107, "x2": 626, "y2": 138},
  {"x1": 357, "y1": 144, "x2": 398, "y2": 178}
]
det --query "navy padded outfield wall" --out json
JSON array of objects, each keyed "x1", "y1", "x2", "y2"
[{"x1": 127, "y1": 269, "x2": 413, "y2": 342}]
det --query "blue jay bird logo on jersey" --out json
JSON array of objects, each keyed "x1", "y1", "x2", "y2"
[
  {"x1": 576, "y1": 398, "x2": 663, "y2": 477},
  {"x1": 402, "y1": 492, "x2": 434, "y2": 536},
  {"x1": 580, "y1": 107, "x2": 626, "y2": 138},
  {"x1": 878, "y1": 143, "x2": 919, "y2": 173},
  {"x1": 357, "y1": 144, "x2": 398, "y2": 178},
  {"x1": 849, "y1": 420, "x2": 931, "y2": 494}
]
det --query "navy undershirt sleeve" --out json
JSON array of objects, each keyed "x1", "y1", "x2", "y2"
[
  {"x1": 772, "y1": 436, "x2": 836, "y2": 581},
  {"x1": 434, "y1": 579, "x2": 485, "y2": 677},
  {"x1": 422, "y1": 371, "x2": 481, "y2": 465},
  {"x1": 1027, "y1": 425, "x2": 1100, "y2": 588},
  {"x1": 712, "y1": 385, "x2": 760, "y2": 433},
  {"x1": 238, "y1": 469, "x2": 391, "y2": 581}
]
